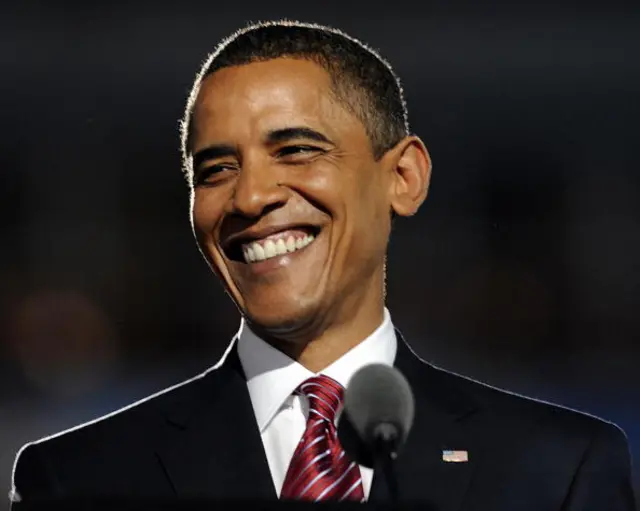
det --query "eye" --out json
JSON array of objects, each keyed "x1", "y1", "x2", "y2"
[
  {"x1": 277, "y1": 145, "x2": 323, "y2": 158},
  {"x1": 194, "y1": 163, "x2": 237, "y2": 186}
]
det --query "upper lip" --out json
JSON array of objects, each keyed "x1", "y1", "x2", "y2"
[{"x1": 221, "y1": 223, "x2": 320, "y2": 252}]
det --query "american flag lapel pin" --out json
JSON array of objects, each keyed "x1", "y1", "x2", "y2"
[{"x1": 442, "y1": 450, "x2": 468, "y2": 463}]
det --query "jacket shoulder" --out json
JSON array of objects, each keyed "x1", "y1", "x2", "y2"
[
  {"x1": 429, "y1": 362, "x2": 626, "y2": 440},
  {"x1": 11, "y1": 361, "x2": 231, "y2": 499},
  {"x1": 27, "y1": 368, "x2": 210, "y2": 446}
]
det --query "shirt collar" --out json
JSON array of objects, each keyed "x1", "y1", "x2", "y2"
[{"x1": 237, "y1": 308, "x2": 397, "y2": 432}]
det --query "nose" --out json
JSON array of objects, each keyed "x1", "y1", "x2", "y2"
[{"x1": 227, "y1": 159, "x2": 288, "y2": 218}]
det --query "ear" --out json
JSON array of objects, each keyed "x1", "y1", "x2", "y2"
[{"x1": 385, "y1": 136, "x2": 432, "y2": 217}]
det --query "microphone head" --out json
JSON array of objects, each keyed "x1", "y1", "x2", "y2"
[{"x1": 338, "y1": 364, "x2": 415, "y2": 468}]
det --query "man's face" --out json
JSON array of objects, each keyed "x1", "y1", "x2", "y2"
[{"x1": 190, "y1": 58, "x2": 393, "y2": 336}]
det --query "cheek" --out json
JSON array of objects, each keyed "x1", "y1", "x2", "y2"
[
  {"x1": 308, "y1": 163, "x2": 388, "y2": 243},
  {"x1": 191, "y1": 192, "x2": 223, "y2": 242},
  {"x1": 350, "y1": 178, "x2": 391, "y2": 251}
]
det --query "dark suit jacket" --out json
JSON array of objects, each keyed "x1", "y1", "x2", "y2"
[{"x1": 11, "y1": 334, "x2": 636, "y2": 510}]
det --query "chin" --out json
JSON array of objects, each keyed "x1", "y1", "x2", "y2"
[{"x1": 243, "y1": 293, "x2": 321, "y2": 340}]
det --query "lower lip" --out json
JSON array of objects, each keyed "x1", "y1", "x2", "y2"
[{"x1": 239, "y1": 237, "x2": 317, "y2": 276}]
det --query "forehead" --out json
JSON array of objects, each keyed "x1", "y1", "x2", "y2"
[{"x1": 191, "y1": 58, "x2": 364, "y2": 146}]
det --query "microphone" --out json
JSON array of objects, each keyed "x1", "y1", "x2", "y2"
[{"x1": 338, "y1": 364, "x2": 415, "y2": 501}]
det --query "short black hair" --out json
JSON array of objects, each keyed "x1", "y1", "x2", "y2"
[{"x1": 180, "y1": 20, "x2": 410, "y2": 184}]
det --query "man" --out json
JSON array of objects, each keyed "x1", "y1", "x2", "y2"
[{"x1": 10, "y1": 20, "x2": 635, "y2": 510}]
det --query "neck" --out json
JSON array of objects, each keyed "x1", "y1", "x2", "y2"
[
  {"x1": 257, "y1": 273, "x2": 386, "y2": 373},
  {"x1": 298, "y1": 306, "x2": 385, "y2": 373}
]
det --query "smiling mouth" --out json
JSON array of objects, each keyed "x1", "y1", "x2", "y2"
[{"x1": 225, "y1": 226, "x2": 321, "y2": 264}]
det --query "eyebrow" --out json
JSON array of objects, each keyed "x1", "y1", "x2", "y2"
[
  {"x1": 192, "y1": 126, "x2": 333, "y2": 169},
  {"x1": 264, "y1": 126, "x2": 334, "y2": 146},
  {"x1": 192, "y1": 144, "x2": 236, "y2": 169}
]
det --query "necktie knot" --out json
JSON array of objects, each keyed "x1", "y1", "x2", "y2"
[{"x1": 297, "y1": 374, "x2": 344, "y2": 425}]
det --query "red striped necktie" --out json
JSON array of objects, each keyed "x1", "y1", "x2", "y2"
[{"x1": 280, "y1": 374, "x2": 365, "y2": 502}]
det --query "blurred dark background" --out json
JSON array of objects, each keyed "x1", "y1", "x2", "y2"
[{"x1": 1, "y1": 0, "x2": 639, "y2": 500}]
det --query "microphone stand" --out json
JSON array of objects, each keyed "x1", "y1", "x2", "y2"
[{"x1": 372, "y1": 423, "x2": 400, "y2": 502}]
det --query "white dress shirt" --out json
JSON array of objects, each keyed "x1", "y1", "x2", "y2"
[{"x1": 237, "y1": 308, "x2": 398, "y2": 499}]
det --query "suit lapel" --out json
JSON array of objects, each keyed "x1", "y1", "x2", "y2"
[
  {"x1": 369, "y1": 333, "x2": 484, "y2": 510},
  {"x1": 156, "y1": 344, "x2": 276, "y2": 499}
]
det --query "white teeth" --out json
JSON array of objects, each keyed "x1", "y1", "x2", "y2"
[
  {"x1": 242, "y1": 233, "x2": 316, "y2": 264},
  {"x1": 253, "y1": 243, "x2": 265, "y2": 261},
  {"x1": 263, "y1": 239, "x2": 277, "y2": 259},
  {"x1": 246, "y1": 245, "x2": 256, "y2": 263},
  {"x1": 275, "y1": 238, "x2": 288, "y2": 255}
]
